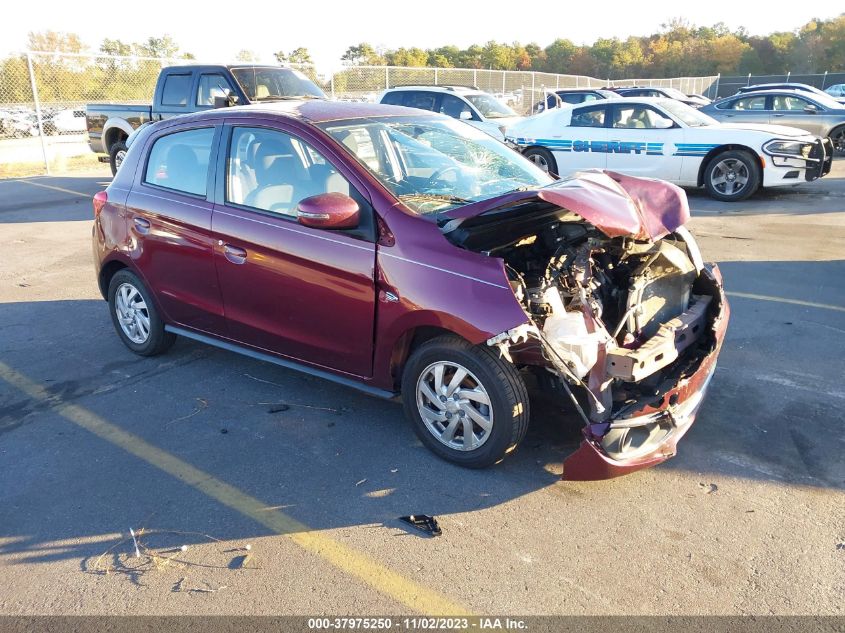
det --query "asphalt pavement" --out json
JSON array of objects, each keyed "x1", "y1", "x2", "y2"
[{"x1": 0, "y1": 164, "x2": 843, "y2": 616}]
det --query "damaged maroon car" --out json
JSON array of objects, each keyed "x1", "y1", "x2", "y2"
[{"x1": 93, "y1": 101, "x2": 728, "y2": 480}]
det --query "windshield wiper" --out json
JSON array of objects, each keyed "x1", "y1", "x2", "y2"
[{"x1": 399, "y1": 193, "x2": 472, "y2": 205}]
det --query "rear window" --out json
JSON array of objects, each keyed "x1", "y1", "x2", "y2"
[
  {"x1": 380, "y1": 91, "x2": 404, "y2": 106},
  {"x1": 161, "y1": 74, "x2": 191, "y2": 107},
  {"x1": 144, "y1": 128, "x2": 215, "y2": 197},
  {"x1": 403, "y1": 91, "x2": 438, "y2": 111}
]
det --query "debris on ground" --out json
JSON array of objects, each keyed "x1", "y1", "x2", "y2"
[
  {"x1": 399, "y1": 515, "x2": 442, "y2": 537},
  {"x1": 699, "y1": 482, "x2": 718, "y2": 494},
  {"x1": 355, "y1": 478, "x2": 367, "y2": 486},
  {"x1": 261, "y1": 401, "x2": 339, "y2": 414},
  {"x1": 87, "y1": 528, "x2": 256, "y2": 591},
  {"x1": 166, "y1": 398, "x2": 208, "y2": 426}
]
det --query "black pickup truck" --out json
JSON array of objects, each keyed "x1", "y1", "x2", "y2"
[{"x1": 86, "y1": 64, "x2": 326, "y2": 174}]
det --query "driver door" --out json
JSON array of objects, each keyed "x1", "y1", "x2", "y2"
[
  {"x1": 605, "y1": 103, "x2": 683, "y2": 180},
  {"x1": 210, "y1": 120, "x2": 378, "y2": 377}
]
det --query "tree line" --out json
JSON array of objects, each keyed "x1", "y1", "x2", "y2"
[{"x1": 340, "y1": 15, "x2": 844, "y2": 77}]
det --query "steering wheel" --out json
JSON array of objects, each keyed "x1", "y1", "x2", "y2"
[{"x1": 425, "y1": 165, "x2": 462, "y2": 189}]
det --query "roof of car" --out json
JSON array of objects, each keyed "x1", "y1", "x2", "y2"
[
  {"x1": 167, "y1": 99, "x2": 440, "y2": 125},
  {"x1": 721, "y1": 88, "x2": 819, "y2": 99},
  {"x1": 383, "y1": 85, "x2": 484, "y2": 94}
]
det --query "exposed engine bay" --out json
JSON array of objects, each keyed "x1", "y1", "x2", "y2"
[{"x1": 479, "y1": 212, "x2": 718, "y2": 430}]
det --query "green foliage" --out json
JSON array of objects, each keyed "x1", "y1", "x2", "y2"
[{"x1": 349, "y1": 13, "x2": 844, "y2": 76}]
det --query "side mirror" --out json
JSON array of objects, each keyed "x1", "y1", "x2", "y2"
[
  {"x1": 803, "y1": 105, "x2": 819, "y2": 114},
  {"x1": 213, "y1": 92, "x2": 239, "y2": 109},
  {"x1": 459, "y1": 110, "x2": 473, "y2": 121},
  {"x1": 296, "y1": 192, "x2": 360, "y2": 230}
]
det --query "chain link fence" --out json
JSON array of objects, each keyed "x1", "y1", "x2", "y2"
[
  {"x1": 11, "y1": 50, "x2": 808, "y2": 177},
  {"x1": 326, "y1": 66, "x2": 720, "y2": 114}
]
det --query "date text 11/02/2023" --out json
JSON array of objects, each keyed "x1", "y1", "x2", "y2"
[{"x1": 306, "y1": 617, "x2": 528, "y2": 629}]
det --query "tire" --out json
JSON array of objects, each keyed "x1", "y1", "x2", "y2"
[
  {"x1": 401, "y1": 335, "x2": 530, "y2": 468},
  {"x1": 109, "y1": 140, "x2": 128, "y2": 176},
  {"x1": 523, "y1": 146, "x2": 558, "y2": 176},
  {"x1": 107, "y1": 269, "x2": 175, "y2": 356},
  {"x1": 829, "y1": 126, "x2": 845, "y2": 156},
  {"x1": 703, "y1": 149, "x2": 760, "y2": 202}
]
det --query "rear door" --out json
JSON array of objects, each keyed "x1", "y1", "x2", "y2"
[
  {"x1": 605, "y1": 103, "x2": 683, "y2": 180},
  {"x1": 126, "y1": 123, "x2": 226, "y2": 333},
  {"x1": 210, "y1": 119, "x2": 378, "y2": 376},
  {"x1": 713, "y1": 94, "x2": 771, "y2": 125}
]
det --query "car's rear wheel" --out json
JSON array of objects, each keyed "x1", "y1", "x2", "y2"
[
  {"x1": 109, "y1": 140, "x2": 128, "y2": 176},
  {"x1": 523, "y1": 147, "x2": 558, "y2": 176},
  {"x1": 107, "y1": 269, "x2": 175, "y2": 356},
  {"x1": 829, "y1": 125, "x2": 845, "y2": 156},
  {"x1": 401, "y1": 335, "x2": 530, "y2": 468},
  {"x1": 703, "y1": 150, "x2": 760, "y2": 202}
]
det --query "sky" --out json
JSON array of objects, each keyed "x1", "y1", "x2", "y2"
[{"x1": 3, "y1": 1, "x2": 843, "y2": 73}]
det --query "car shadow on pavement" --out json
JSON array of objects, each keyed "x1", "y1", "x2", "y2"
[
  {"x1": 0, "y1": 176, "x2": 110, "y2": 224},
  {"x1": 0, "y1": 257, "x2": 843, "y2": 568}
]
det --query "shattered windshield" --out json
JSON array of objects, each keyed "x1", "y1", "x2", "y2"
[
  {"x1": 231, "y1": 67, "x2": 326, "y2": 101},
  {"x1": 321, "y1": 116, "x2": 552, "y2": 215}
]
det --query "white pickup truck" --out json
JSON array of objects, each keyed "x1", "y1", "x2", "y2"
[{"x1": 506, "y1": 97, "x2": 833, "y2": 201}]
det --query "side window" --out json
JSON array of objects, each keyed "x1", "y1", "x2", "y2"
[
  {"x1": 439, "y1": 94, "x2": 474, "y2": 120},
  {"x1": 730, "y1": 96, "x2": 768, "y2": 111},
  {"x1": 380, "y1": 91, "x2": 404, "y2": 106},
  {"x1": 197, "y1": 73, "x2": 234, "y2": 106},
  {"x1": 570, "y1": 106, "x2": 607, "y2": 128},
  {"x1": 226, "y1": 127, "x2": 353, "y2": 219},
  {"x1": 161, "y1": 74, "x2": 192, "y2": 107},
  {"x1": 772, "y1": 95, "x2": 812, "y2": 111},
  {"x1": 403, "y1": 91, "x2": 437, "y2": 112},
  {"x1": 582, "y1": 93, "x2": 599, "y2": 103},
  {"x1": 612, "y1": 105, "x2": 673, "y2": 129},
  {"x1": 144, "y1": 128, "x2": 215, "y2": 196}
]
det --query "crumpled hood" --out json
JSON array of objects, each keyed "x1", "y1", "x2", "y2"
[{"x1": 442, "y1": 170, "x2": 690, "y2": 241}]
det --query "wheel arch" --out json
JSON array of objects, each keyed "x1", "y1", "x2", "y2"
[
  {"x1": 102, "y1": 118, "x2": 134, "y2": 153},
  {"x1": 696, "y1": 144, "x2": 763, "y2": 187},
  {"x1": 385, "y1": 325, "x2": 472, "y2": 392}
]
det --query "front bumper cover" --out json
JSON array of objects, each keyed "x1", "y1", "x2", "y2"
[{"x1": 561, "y1": 263, "x2": 729, "y2": 481}]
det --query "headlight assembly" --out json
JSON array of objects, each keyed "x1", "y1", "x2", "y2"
[{"x1": 763, "y1": 139, "x2": 812, "y2": 157}]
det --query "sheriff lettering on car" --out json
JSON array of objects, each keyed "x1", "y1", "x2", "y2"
[{"x1": 506, "y1": 97, "x2": 833, "y2": 201}]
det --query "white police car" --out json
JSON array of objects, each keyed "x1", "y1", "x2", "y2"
[{"x1": 506, "y1": 97, "x2": 833, "y2": 201}]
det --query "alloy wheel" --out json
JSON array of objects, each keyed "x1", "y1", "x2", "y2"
[
  {"x1": 709, "y1": 158, "x2": 749, "y2": 196},
  {"x1": 415, "y1": 361, "x2": 493, "y2": 451},
  {"x1": 114, "y1": 282, "x2": 151, "y2": 344}
]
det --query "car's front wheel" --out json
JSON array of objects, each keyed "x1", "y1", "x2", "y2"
[
  {"x1": 107, "y1": 269, "x2": 175, "y2": 356},
  {"x1": 523, "y1": 147, "x2": 558, "y2": 176},
  {"x1": 703, "y1": 150, "x2": 760, "y2": 201},
  {"x1": 829, "y1": 125, "x2": 845, "y2": 156},
  {"x1": 401, "y1": 335, "x2": 530, "y2": 468}
]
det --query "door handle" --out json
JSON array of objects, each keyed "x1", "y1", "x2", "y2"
[
  {"x1": 222, "y1": 243, "x2": 247, "y2": 264},
  {"x1": 773, "y1": 113, "x2": 785, "y2": 117},
  {"x1": 133, "y1": 217, "x2": 151, "y2": 234}
]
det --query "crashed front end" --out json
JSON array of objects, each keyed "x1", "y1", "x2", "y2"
[{"x1": 447, "y1": 171, "x2": 729, "y2": 480}]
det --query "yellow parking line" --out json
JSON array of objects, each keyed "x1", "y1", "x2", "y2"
[
  {"x1": 13, "y1": 178, "x2": 93, "y2": 198},
  {"x1": 726, "y1": 291, "x2": 845, "y2": 314},
  {"x1": 0, "y1": 360, "x2": 471, "y2": 616}
]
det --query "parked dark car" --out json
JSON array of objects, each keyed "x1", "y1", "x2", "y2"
[
  {"x1": 86, "y1": 64, "x2": 326, "y2": 174},
  {"x1": 737, "y1": 82, "x2": 845, "y2": 105},
  {"x1": 532, "y1": 89, "x2": 616, "y2": 113},
  {"x1": 92, "y1": 101, "x2": 728, "y2": 479},
  {"x1": 610, "y1": 87, "x2": 709, "y2": 107},
  {"x1": 700, "y1": 89, "x2": 845, "y2": 153}
]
